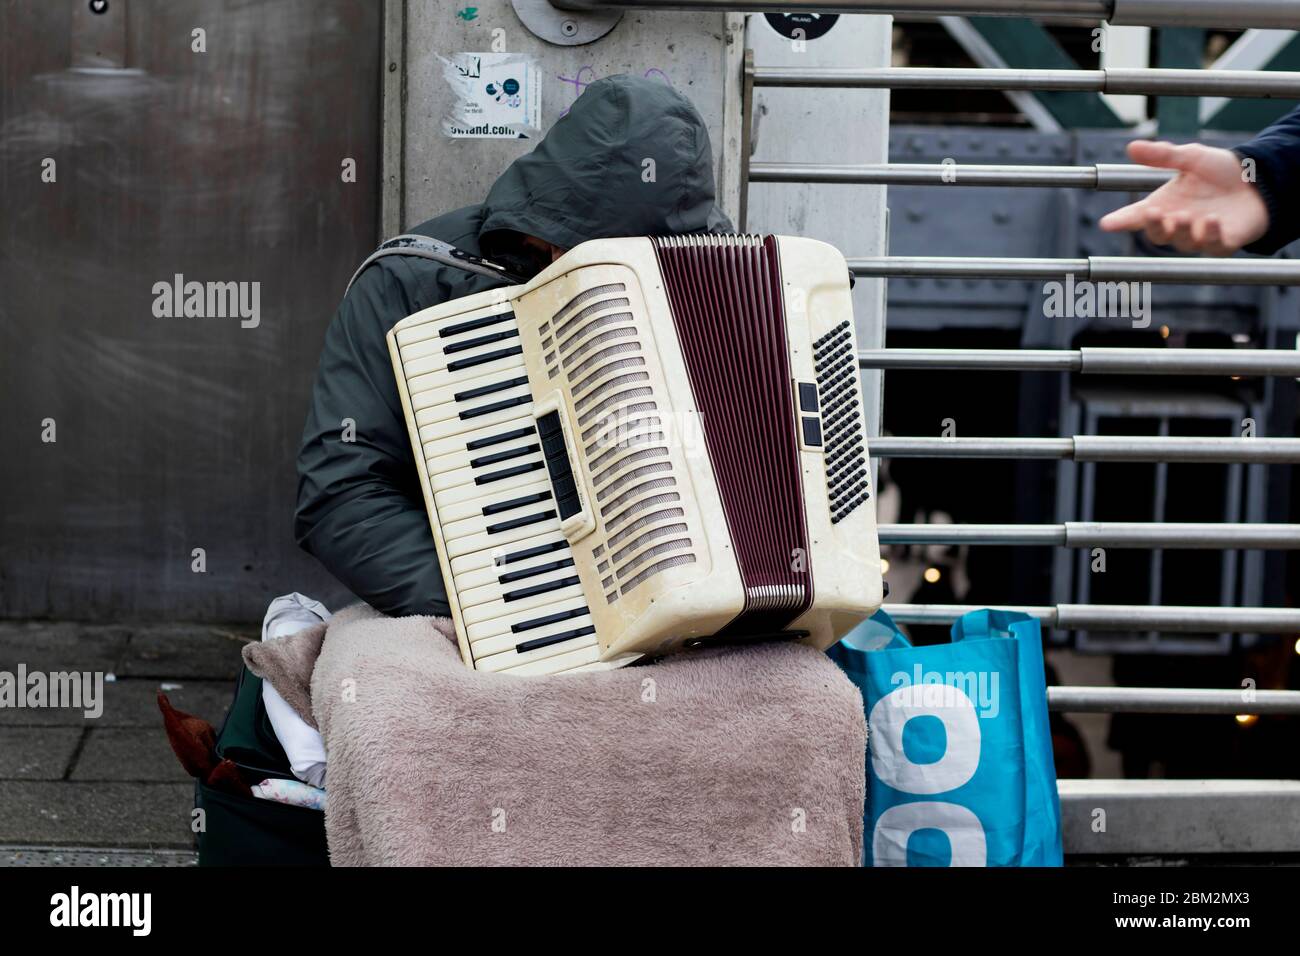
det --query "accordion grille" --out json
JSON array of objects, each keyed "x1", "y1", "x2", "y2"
[
  {"x1": 547, "y1": 279, "x2": 695, "y2": 606},
  {"x1": 814, "y1": 319, "x2": 870, "y2": 523},
  {"x1": 652, "y1": 234, "x2": 813, "y2": 636}
]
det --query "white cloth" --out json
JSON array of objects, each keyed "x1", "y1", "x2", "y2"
[
  {"x1": 251, "y1": 778, "x2": 327, "y2": 812},
  {"x1": 260, "y1": 592, "x2": 330, "y2": 789}
]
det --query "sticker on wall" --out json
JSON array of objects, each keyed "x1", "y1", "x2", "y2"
[
  {"x1": 441, "y1": 52, "x2": 541, "y2": 139},
  {"x1": 763, "y1": 13, "x2": 839, "y2": 41}
]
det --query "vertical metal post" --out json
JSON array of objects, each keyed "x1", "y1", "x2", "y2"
[
  {"x1": 739, "y1": 47, "x2": 755, "y2": 233},
  {"x1": 381, "y1": 0, "x2": 407, "y2": 238}
]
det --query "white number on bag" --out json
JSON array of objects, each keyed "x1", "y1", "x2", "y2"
[
  {"x1": 868, "y1": 684, "x2": 980, "y2": 794},
  {"x1": 872, "y1": 802, "x2": 987, "y2": 866},
  {"x1": 868, "y1": 683, "x2": 986, "y2": 865}
]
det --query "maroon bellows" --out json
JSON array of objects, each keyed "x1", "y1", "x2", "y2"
[{"x1": 652, "y1": 235, "x2": 813, "y2": 638}]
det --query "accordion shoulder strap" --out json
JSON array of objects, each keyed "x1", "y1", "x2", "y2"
[{"x1": 344, "y1": 233, "x2": 525, "y2": 298}]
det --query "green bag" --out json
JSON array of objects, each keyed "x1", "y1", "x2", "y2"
[{"x1": 195, "y1": 665, "x2": 330, "y2": 866}]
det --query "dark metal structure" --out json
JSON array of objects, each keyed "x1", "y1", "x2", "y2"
[{"x1": 1, "y1": 0, "x2": 382, "y2": 621}]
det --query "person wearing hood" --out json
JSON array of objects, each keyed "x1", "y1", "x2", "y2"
[{"x1": 294, "y1": 75, "x2": 732, "y2": 617}]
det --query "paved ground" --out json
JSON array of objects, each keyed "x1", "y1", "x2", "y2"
[{"x1": 0, "y1": 621, "x2": 255, "y2": 864}]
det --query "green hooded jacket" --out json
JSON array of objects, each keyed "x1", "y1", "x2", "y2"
[{"x1": 295, "y1": 75, "x2": 732, "y2": 617}]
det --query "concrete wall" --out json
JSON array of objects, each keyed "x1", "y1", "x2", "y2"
[
  {"x1": 1, "y1": 0, "x2": 381, "y2": 621},
  {"x1": 744, "y1": 13, "x2": 894, "y2": 438},
  {"x1": 391, "y1": 0, "x2": 745, "y2": 232}
]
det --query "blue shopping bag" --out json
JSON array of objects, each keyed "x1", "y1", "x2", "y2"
[{"x1": 828, "y1": 608, "x2": 1063, "y2": 867}]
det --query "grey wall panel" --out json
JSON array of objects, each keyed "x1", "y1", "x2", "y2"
[
  {"x1": 398, "y1": 1, "x2": 743, "y2": 231},
  {"x1": 1, "y1": 0, "x2": 381, "y2": 621},
  {"x1": 743, "y1": 13, "x2": 893, "y2": 439}
]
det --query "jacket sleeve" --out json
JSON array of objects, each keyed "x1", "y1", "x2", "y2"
[
  {"x1": 1235, "y1": 105, "x2": 1300, "y2": 256},
  {"x1": 294, "y1": 264, "x2": 451, "y2": 618}
]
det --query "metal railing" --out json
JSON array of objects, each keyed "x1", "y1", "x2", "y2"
[
  {"x1": 849, "y1": 256, "x2": 1300, "y2": 284},
  {"x1": 872, "y1": 436, "x2": 1300, "y2": 463},
  {"x1": 1048, "y1": 686, "x2": 1300, "y2": 714},
  {"x1": 885, "y1": 603, "x2": 1300, "y2": 632},
  {"x1": 880, "y1": 522, "x2": 1300, "y2": 548},
  {"x1": 752, "y1": 162, "x2": 1176, "y2": 190},
  {"x1": 553, "y1": 0, "x2": 1300, "y2": 31},
  {"x1": 754, "y1": 65, "x2": 1300, "y2": 98},
  {"x1": 675, "y1": 0, "x2": 1300, "y2": 856},
  {"x1": 859, "y1": 348, "x2": 1300, "y2": 376}
]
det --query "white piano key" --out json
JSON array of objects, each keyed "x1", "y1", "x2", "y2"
[
  {"x1": 410, "y1": 373, "x2": 532, "y2": 426},
  {"x1": 400, "y1": 326, "x2": 523, "y2": 377},
  {"x1": 472, "y1": 618, "x2": 598, "y2": 669},
  {"x1": 464, "y1": 599, "x2": 592, "y2": 649},
  {"x1": 488, "y1": 640, "x2": 602, "y2": 675},
  {"x1": 420, "y1": 414, "x2": 536, "y2": 464},
  {"x1": 417, "y1": 401, "x2": 540, "y2": 448},
  {"x1": 426, "y1": 437, "x2": 544, "y2": 495},
  {"x1": 460, "y1": 574, "x2": 586, "y2": 628},
  {"x1": 395, "y1": 307, "x2": 516, "y2": 351},
  {"x1": 442, "y1": 509, "x2": 564, "y2": 560},
  {"x1": 448, "y1": 525, "x2": 568, "y2": 573},
  {"x1": 456, "y1": 543, "x2": 578, "y2": 600},
  {"x1": 435, "y1": 473, "x2": 552, "y2": 525},
  {"x1": 407, "y1": 351, "x2": 529, "y2": 400}
]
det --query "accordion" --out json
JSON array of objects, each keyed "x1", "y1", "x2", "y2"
[{"x1": 387, "y1": 234, "x2": 883, "y2": 676}]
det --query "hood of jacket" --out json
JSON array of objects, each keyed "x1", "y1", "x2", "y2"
[{"x1": 479, "y1": 74, "x2": 732, "y2": 255}]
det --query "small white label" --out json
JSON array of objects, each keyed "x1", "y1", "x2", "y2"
[{"x1": 441, "y1": 52, "x2": 541, "y2": 139}]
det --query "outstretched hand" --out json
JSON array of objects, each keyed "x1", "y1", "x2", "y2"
[{"x1": 1098, "y1": 141, "x2": 1271, "y2": 256}]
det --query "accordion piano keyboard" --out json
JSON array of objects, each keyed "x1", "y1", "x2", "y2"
[{"x1": 394, "y1": 306, "x2": 609, "y2": 675}]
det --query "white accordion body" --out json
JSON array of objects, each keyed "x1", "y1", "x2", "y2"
[{"x1": 388, "y1": 235, "x2": 883, "y2": 676}]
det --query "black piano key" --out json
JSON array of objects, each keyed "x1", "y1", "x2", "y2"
[
  {"x1": 511, "y1": 605, "x2": 590, "y2": 634},
  {"x1": 496, "y1": 557, "x2": 575, "y2": 584},
  {"x1": 503, "y1": 574, "x2": 581, "y2": 603},
  {"x1": 442, "y1": 327, "x2": 520, "y2": 355},
  {"x1": 447, "y1": 344, "x2": 523, "y2": 373},
  {"x1": 474, "y1": 460, "x2": 545, "y2": 486},
  {"x1": 485, "y1": 510, "x2": 557, "y2": 535},
  {"x1": 498, "y1": 539, "x2": 570, "y2": 567},
  {"x1": 439, "y1": 310, "x2": 515, "y2": 338},
  {"x1": 460, "y1": 394, "x2": 532, "y2": 420},
  {"x1": 470, "y1": 442, "x2": 540, "y2": 468},
  {"x1": 466, "y1": 424, "x2": 536, "y2": 451},
  {"x1": 481, "y1": 490, "x2": 552, "y2": 517},
  {"x1": 454, "y1": 375, "x2": 530, "y2": 403},
  {"x1": 515, "y1": 625, "x2": 597, "y2": 654}
]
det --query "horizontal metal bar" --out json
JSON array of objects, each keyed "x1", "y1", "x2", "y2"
[
  {"x1": 848, "y1": 255, "x2": 1300, "y2": 284},
  {"x1": 882, "y1": 523, "x2": 1066, "y2": 545},
  {"x1": 1111, "y1": 0, "x2": 1300, "y2": 31},
  {"x1": 854, "y1": 256, "x2": 1093, "y2": 279},
  {"x1": 749, "y1": 162, "x2": 1174, "y2": 191},
  {"x1": 553, "y1": 1, "x2": 1114, "y2": 15},
  {"x1": 885, "y1": 603, "x2": 1300, "y2": 632},
  {"x1": 874, "y1": 437, "x2": 1074, "y2": 458},
  {"x1": 1048, "y1": 686, "x2": 1300, "y2": 714},
  {"x1": 860, "y1": 348, "x2": 1082, "y2": 371},
  {"x1": 879, "y1": 522, "x2": 1300, "y2": 548},
  {"x1": 871, "y1": 436, "x2": 1300, "y2": 463},
  {"x1": 753, "y1": 66, "x2": 1300, "y2": 98},
  {"x1": 558, "y1": 0, "x2": 1300, "y2": 31},
  {"x1": 1082, "y1": 347, "x2": 1300, "y2": 376},
  {"x1": 858, "y1": 347, "x2": 1300, "y2": 376},
  {"x1": 1059, "y1": 779, "x2": 1300, "y2": 856},
  {"x1": 1074, "y1": 436, "x2": 1300, "y2": 463}
]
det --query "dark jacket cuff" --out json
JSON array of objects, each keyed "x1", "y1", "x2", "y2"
[{"x1": 1234, "y1": 144, "x2": 1298, "y2": 256}]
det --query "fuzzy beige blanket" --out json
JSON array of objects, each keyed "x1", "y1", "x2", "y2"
[{"x1": 294, "y1": 605, "x2": 864, "y2": 866}]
